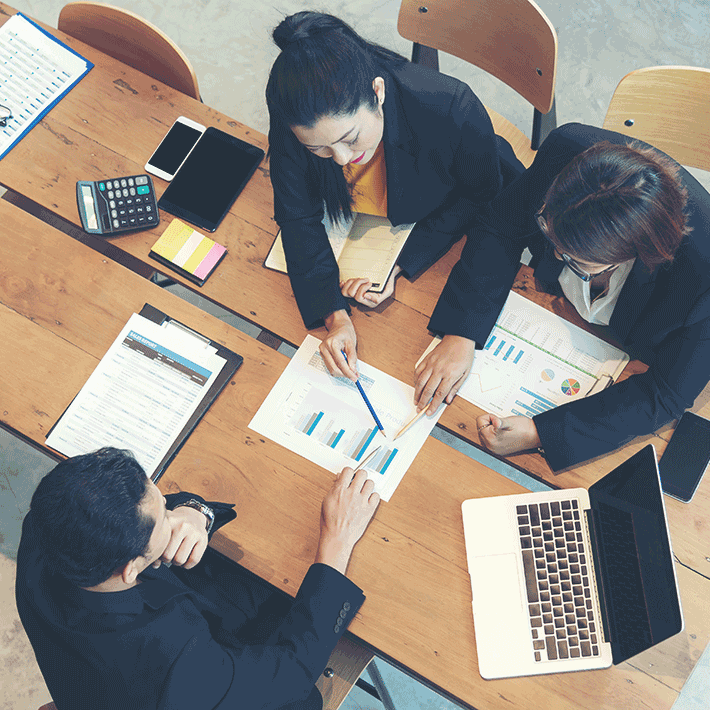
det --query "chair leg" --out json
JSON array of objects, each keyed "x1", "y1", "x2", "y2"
[
  {"x1": 366, "y1": 659, "x2": 397, "y2": 710},
  {"x1": 531, "y1": 96, "x2": 557, "y2": 150},
  {"x1": 411, "y1": 42, "x2": 439, "y2": 71}
]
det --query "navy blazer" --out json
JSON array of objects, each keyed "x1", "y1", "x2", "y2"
[
  {"x1": 16, "y1": 492, "x2": 364, "y2": 710},
  {"x1": 269, "y1": 60, "x2": 523, "y2": 328},
  {"x1": 430, "y1": 123, "x2": 710, "y2": 470}
]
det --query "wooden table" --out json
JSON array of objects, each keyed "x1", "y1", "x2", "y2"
[
  {"x1": 0, "y1": 4, "x2": 708, "y2": 706},
  {"x1": 3, "y1": 197, "x2": 707, "y2": 709}
]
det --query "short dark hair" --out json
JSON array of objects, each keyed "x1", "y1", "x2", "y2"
[
  {"x1": 266, "y1": 11, "x2": 406, "y2": 223},
  {"x1": 540, "y1": 141, "x2": 691, "y2": 269},
  {"x1": 30, "y1": 448, "x2": 154, "y2": 587}
]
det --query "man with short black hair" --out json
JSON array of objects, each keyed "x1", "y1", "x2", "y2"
[{"x1": 16, "y1": 447, "x2": 379, "y2": 709}]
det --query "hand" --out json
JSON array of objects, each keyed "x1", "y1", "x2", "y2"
[
  {"x1": 321, "y1": 310, "x2": 358, "y2": 381},
  {"x1": 340, "y1": 266, "x2": 401, "y2": 308},
  {"x1": 477, "y1": 414, "x2": 541, "y2": 456},
  {"x1": 315, "y1": 467, "x2": 380, "y2": 575},
  {"x1": 414, "y1": 335, "x2": 475, "y2": 415},
  {"x1": 155, "y1": 506, "x2": 209, "y2": 569}
]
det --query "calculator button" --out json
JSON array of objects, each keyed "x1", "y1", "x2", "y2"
[
  {"x1": 128, "y1": 208, "x2": 135, "y2": 214},
  {"x1": 120, "y1": 179, "x2": 127, "y2": 187},
  {"x1": 146, "y1": 205, "x2": 153, "y2": 212},
  {"x1": 135, "y1": 175, "x2": 148, "y2": 185},
  {"x1": 136, "y1": 206, "x2": 144, "y2": 213},
  {"x1": 106, "y1": 181, "x2": 113, "y2": 189},
  {"x1": 113, "y1": 219, "x2": 119, "y2": 228},
  {"x1": 111, "y1": 209, "x2": 117, "y2": 218},
  {"x1": 119, "y1": 208, "x2": 127, "y2": 216},
  {"x1": 128, "y1": 177, "x2": 134, "y2": 186},
  {"x1": 99, "y1": 182, "x2": 105, "y2": 191},
  {"x1": 122, "y1": 188, "x2": 128, "y2": 197},
  {"x1": 129, "y1": 187, "x2": 135, "y2": 196},
  {"x1": 137, "y1": 185, "x2": 150, "y2": 195},
  {"x1": 107, "y1": 190, "x2": 113, "y2": 199},
  {"x1": 109, "y1": 200, "x2": 115, "y2": 208}
]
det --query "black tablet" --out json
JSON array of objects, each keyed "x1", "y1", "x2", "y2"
[{"x1": 158, "y1": 127, "x2": 265, "y2": 232}]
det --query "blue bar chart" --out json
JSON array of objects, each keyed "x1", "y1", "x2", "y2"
[{"x1": 288, "y1": 386, "x2": 398, "y2": 469}]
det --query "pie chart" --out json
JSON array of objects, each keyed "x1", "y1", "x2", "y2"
[
  {"x1": 561, "y1": 379, "x2": 581, "y2": 396},
  {"x1": 541, "y1": 369, "x2": 555, "y2": 382}
]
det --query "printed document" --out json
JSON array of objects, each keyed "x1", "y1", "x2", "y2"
[
  {"x1": 249, "y1": 335, "x2": 443, "y2": 501},
  {"x1": 0, "y1": 13, "x2": 92, "y2": 160},
  {"x1": 46, "y1": 313, "x2": 226, "y2": 478},
  {"x1": 419, "y1": 292, "x2": 629, "y2": 418}
]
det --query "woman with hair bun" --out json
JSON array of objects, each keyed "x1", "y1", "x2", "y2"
[
  {"x1": 444, "y1": 123, "x2": 710, "y2": 470},
  {"x1": 266, "y1": 10, "x2": 522, "y2": 408}
]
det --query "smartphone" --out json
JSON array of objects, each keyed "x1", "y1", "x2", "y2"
[
  {"x1": 144, "y1": 116, "x2": 205, "y2": 181},
  {"x1": 658, "y1": 411, "x2": 710, "y2": 502}
]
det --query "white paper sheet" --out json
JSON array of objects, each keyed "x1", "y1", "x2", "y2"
[
  {"x1": 0, "y1": 14, "x2": 91, "y2": 159},
  {"x1": 249, "y1": 335, "x2": 443, "y2": 501},
  {"x1": 46, "y1": 313, "x2": 226, "y2": 477},
  {"x1": 419, "y1": 292, "x2": 629, "y2": 418}
]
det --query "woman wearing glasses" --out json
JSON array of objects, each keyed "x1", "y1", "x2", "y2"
[
  {"x1": 266, "y1": 11, "x2": 521, "y2": 397},
  {"x1": 432, "y1": 122, "x2": 710, "y2": 470}
]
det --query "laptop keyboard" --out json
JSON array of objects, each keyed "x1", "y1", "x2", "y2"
[{"x1": 517, "y1": 500, "x2": 602, "y2": 662}]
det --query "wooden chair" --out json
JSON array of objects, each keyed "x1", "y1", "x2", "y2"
[
  {"x1": 603, "y1": 65, "x2": 710, "y2": 172},
  {"x1": 58, "y1": 2, "x2": 200, "y2": 100},
  {"x1": 397, "y1": 0, "x2": 558, "y2": 167}
]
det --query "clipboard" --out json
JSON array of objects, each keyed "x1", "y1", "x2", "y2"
[{"x1": 46, "y1": 304, "x2": 243, "y2": 482}]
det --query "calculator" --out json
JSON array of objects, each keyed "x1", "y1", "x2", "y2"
[{"x1": 76, "y1": 174, "x2": 160, "y2": 235}]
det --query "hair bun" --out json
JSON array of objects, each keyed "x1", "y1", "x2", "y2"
[{"x1": 272, "y1": 11, "x2": 342, "y2": 51}]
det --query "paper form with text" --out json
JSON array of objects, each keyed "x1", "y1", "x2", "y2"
[
  {"x1": 0, "y1": 13, "x2": 92, "y2": 160},
  {"x1": 419, "y1": 292, "x2": 629, "y2": 418},
  {"x1": 46, "y1": 312, "x2": 228, "y2": 478},
  {"x1": 249, "y1": 335, "x2": 443, "y2": 501}
]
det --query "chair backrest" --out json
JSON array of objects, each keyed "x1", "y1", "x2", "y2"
[
  {"x1": 603, "y1": 66, "x2": 710, "y2": 173},
  {"x1": 58, "y1": 2, "x2": 200, "y2": 100},
  {"x1": 397, "y1": 0, "x2": 557, "y2": 115}
]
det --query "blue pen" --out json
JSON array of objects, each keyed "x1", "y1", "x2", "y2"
[{"x1": 341, "y1": 351, "x2": 386, "y2": 436}]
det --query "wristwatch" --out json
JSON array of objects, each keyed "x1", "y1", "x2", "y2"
[{"x1": 174, "y1": 499, "x2": 215, "y2": 535}]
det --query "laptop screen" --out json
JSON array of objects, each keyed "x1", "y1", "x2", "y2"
[{"x1": 589, "y1": 444, "x2": 683, "y2": 664}]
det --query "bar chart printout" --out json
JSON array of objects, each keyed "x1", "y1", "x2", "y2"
[
  {"x1": 249, "y1": 335, "x2": 443, "y2": 501},
  {"x1": 418, "y1": 292, "x2": 629, "y2": 418}
]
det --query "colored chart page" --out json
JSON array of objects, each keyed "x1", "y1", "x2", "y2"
[
  {"x1": 249, "y1": 335, "x2": 443, "y2": 501},
  {"x1": 419, "y1": 292, "x2": 629, "y2": 418}
]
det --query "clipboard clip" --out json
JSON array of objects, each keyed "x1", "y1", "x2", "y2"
[
  {"x1": 585, "y1": 374, "x2": 614, "y2": 396},
  {"x1": 163, "y1": 319, "x2": 212, "y2": 347}
]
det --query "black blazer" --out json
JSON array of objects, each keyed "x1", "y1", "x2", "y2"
[
  {"x1": 269, "y1": 61, "x2": 523, "y2": 328},
  {"x1": 430, "y1": 123, "x2": 710, "y2": 470},
  {"x1": 16, "y1": 492, "x2": 364, "y2": 710}
]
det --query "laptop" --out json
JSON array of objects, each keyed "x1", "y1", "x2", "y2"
[{"x1": 462, "y1": 445, "x2": 683, "y2": 679}]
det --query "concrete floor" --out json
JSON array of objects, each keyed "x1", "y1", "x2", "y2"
[{"x1": 2, "y1": 0, "x2": 709, "y2": 708}]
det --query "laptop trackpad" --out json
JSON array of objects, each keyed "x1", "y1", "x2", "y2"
[{"x1": 470, "y1": 553, "x2": 524, "y2": 614}]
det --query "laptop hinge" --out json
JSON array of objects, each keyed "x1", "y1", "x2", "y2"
[{"x1": 583, "y1": 509, "x2": 612, "y2": 644}]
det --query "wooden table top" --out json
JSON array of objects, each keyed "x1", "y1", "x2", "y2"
[
  {"x1": 0, "y1": 0, "x2": 669, "y2": 499},
  {"x1": 2, "y1": 188, "x2": 709, "y2": 710}
]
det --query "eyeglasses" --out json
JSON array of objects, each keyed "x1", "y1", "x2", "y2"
[
  {"x1": 535, "y1": 206, "x2": 618, "y2": 283},
  {"x1": 0, "y1": 105, "x2": 12, "y2": 128}
]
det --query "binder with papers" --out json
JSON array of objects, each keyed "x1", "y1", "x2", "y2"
[{"x1": 0, "y1": 13, "x2": 93, "y2": 160}]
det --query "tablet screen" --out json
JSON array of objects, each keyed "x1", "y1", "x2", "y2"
[{"x1": 158, "y1": 127, "x2": 265, "y2": 232}]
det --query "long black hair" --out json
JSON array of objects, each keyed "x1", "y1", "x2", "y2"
[{"x1": 266, "y1": 11, "x2": 407, "y2": 222}]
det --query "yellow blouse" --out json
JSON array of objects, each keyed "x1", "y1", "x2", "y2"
[{"x1": 343, "y1": 141, "x2": 388, "y2": 217}]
